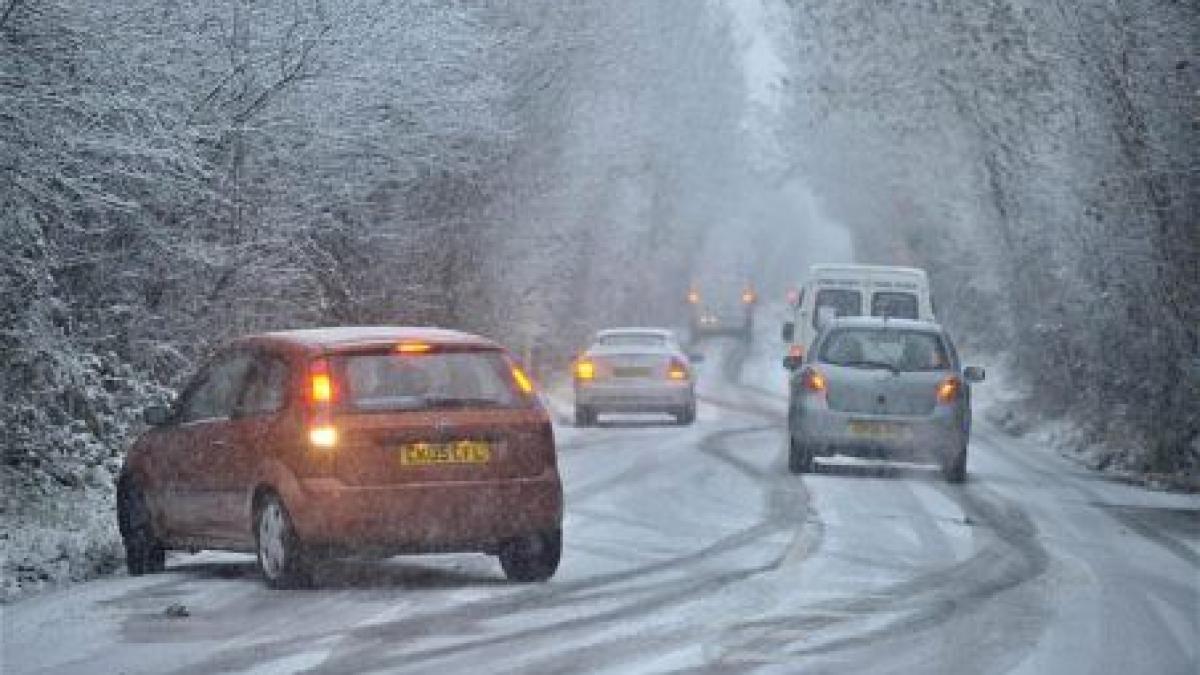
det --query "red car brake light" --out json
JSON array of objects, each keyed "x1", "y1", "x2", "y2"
[
  {"x1": 307, "y1": 358, "x2": 337, "y2": 448},
  {"x1": 395, "y1": 341, "x2": 433, "y2": 354}
]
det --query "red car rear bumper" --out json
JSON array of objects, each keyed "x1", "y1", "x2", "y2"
[{"x1": 290, "y1": 468, "x2": 563, "y2": 552}]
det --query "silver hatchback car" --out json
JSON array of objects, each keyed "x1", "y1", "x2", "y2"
[{"x1": 783, "y1": 317, "x2": 984, "y2": 482}]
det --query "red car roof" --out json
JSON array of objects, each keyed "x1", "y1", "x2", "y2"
[{"x1": 238, "y1": 326, "x2": 500, "y2": 353}]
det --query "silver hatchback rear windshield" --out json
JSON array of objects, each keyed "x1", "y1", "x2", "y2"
[{"x1": 818, "y1": 328, "x2": 949, "y2": 372}]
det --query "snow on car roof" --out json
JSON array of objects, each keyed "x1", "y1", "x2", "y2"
[
  {"x1": 825, "y1": 316, "x2": 943, "y2": 332},
  {"x1": 247, "y1": 326, "x2": 498, "y2": 350},
  {"x1": 589, "y1": 328, "x2": 678, "y2": 354},
  {"x1": 595, "y1": 327, "x2": 673, "y2": 337},
  {"x1": 809, "y1": 263, "x2": 928, "y2": 278}
]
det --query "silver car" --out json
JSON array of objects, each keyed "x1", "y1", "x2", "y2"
[
  {"x1": 574, "y1": 328, "x2": 702, "y2": 426},
  {"x1": 783, "y1": 317, "x2": 984, "y2": 482}
]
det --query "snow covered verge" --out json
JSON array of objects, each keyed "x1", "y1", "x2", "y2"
[
  {"x1": 0, "y1": 355, "x2": 167, "y2": 603},
  {"x1": 1, "y1": 466, "x2": 124, "y2": 603},
  {"x1": 0, "y1": 370, "x2": 571, "y2": 605},
  {"x1": 977, "y1": 354, "x2": 1200, "y2": 493}
]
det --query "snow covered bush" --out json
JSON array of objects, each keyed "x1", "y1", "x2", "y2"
[
  {"x1": 778, "y1": 0, "x2": 1199, "y2": 475},
  {"x1": 0, "y1": 0, "x2": 749, "y2": 595}
]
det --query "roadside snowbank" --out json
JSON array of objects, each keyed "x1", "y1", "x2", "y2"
[
  {"x1": 1, "y1": 467, "x2": 124, "y2": 602},
  {"x1": 977, "y1": 354, "x2": 1199, "y2": 492}
]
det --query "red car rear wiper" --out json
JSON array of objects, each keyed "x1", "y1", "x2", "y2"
[{"x1": 420, "y1": 396, "x2": 509, "y2": 409}]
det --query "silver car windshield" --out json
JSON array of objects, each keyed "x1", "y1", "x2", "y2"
[{"x1": 818, "y1": 328, "x2": 950, "y2": 372}]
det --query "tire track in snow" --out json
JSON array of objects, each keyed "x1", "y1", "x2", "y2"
[
  {"x1": 163, "y1": 415, "x2": 809, "y2": 675},
  {"x1": 700, "y1": 338, "x2": 1054, "y2": 672}
]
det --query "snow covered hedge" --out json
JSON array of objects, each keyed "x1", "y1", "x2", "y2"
[
  {"x1": 0, "y1": 0, "x2": 746, "y2": 597},
  {"x1": 777, "y1": 0, "x2": 1199, "y2": 476}
]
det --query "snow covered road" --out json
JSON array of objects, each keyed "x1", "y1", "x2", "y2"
[{"x1": 3, "y1": 338, "x2": 1197, "y2": 674}]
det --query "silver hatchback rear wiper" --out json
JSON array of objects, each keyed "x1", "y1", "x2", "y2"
[{"x1": 831, "y1": 359, "x2": 900, "y2": 374}]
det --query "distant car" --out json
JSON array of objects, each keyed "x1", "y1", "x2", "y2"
[
  {"x1": 687, "y1": 284, "x2": 756, "y2": 341},
  {"x1": 783, "y1": 317, "x2": 984, "y2": 482},
  {"x1": 117, "y1": 327, "x2": 563, "y2": 588},
  {"x1": 573, "y1": 328, "x2": 702, "y2": 426}
]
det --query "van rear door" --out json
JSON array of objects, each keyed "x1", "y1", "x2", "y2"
[{"x1": 865, "y1": 269, "x2": 929, "y2": 320}]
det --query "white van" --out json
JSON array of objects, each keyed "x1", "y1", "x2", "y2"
[{"x1": 781, "y1": 264, "x2": 934, "y2": 362}]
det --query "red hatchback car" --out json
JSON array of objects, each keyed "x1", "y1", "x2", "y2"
[{"x1": 117, "y1": 327, "x2": 563, "y2": 588}]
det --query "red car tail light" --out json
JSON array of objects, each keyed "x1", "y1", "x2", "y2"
[
  {"x1": 310, "y1": 374, "x2": 333, "y2": 404},
  {"x1": 307, "y1": 358, "x2": 338, "y2": 449}
]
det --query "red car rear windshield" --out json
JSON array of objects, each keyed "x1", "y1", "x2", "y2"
[{"x1": 332, "y1": 349, "x2": 523, "y2": 412}]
